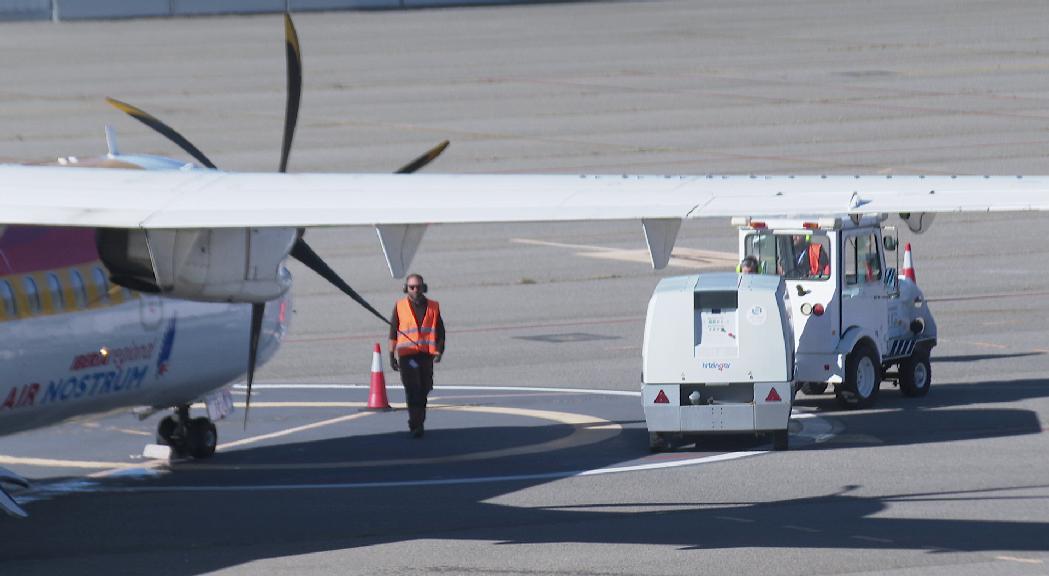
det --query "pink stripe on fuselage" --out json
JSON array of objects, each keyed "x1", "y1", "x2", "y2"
[{"x1": 0, "y1": 226, "x2": 100, "y2": 275}]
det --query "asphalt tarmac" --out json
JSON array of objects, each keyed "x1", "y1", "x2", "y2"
[{"x1": 2, "y1": 1, "x2": 1049, "y2": 574}]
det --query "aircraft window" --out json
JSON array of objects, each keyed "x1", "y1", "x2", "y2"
[
  {"x1": 0, "y1": 280, "x2": 15, "y2": 317},
  {"x1": 70, "y1": 270, "x2": 88, "y2": 309},
  {"x1": 92, "y1": 267, "x2": 110, "y2": 302},
  {"x1": 46, "y1": 272, "x2": 65, "y2": 311},
  {"x1": 23, "y1": 276, "x2": 41, "y2": 314},
  {"x1": 744, "y1": 232, "x2": 831, "y2": 281}
]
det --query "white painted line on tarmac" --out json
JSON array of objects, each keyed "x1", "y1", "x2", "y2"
[
  {"x1": 783, "y1": 525, "x2": 821, "y2": 533},
  {"x1": 235, "y1": 383, "x2": 644, "y2": 397},
  {"x1": 995, "y1": 556, "x2": 1043, "y2": 564},
  {"x1": 510, "y1": 238, "x2": 737, "y2": 270},
  {"x1": 31, "y1": 450, "x2": 767, "y2": 496},
  {"x1": 851, "y1": 535, "x2": 894, "y2": 544},
  {"x1": 715, "y1": 515, "x2": 755, "y2": 523}
]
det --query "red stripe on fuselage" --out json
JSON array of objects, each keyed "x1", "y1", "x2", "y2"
[{"x1": 0, "y1": 226, "x2": 99, "y2": 275}]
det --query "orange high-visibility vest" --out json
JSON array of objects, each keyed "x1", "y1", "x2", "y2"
[
  {"x1": 808, "y1": 244, "x2": 830, "y2": 276},
  {"x1": 395, "y1": 297, "x2": 441, "y2": 356}
]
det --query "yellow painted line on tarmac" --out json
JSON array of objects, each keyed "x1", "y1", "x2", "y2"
[
  {"x1": 192, "y1": 401, "x2": 370, "y2": 409},
  {"x1": 2, "y1": 403, "x2": 378, "y2": 477},
  {"x1": 112, "y1": 428, "x2": 153, "y2": 437},
  {"x1": 173, "y1": 403, "x2": 621, "y2": 471},
  {"x1": 0, "y1": 454, "x2": 137, "y2": 470},
  {"x1": 4, "y1": 401, "x2": 621, "y2": 475},
  {"x1": 429, "y1": 392, "x2": 573, "y2": 401}
]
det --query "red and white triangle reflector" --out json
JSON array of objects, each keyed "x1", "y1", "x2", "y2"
[
  {"x1": 765, "y1": 388, "x2": 782, "y2": 402},
  {"x1": 654, "y1": 389, "x2": 670, "y2": 404}
]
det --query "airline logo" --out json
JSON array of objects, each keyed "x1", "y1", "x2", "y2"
[
  {"x1": 701, "y1": 361, "x2": 731, "y2": 371},
  {"x1": 1, "y1": 320, "x2": 178, "y2": 412},
  {"x1": 156, "y1": 317, "x2": 177, "y2": 377}
]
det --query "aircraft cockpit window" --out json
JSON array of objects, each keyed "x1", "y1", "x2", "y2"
[
  {"x1": 23, "y1": 276, "x2": 41, "y2": 314},
  {"x1": 92, "y1": 267, "x2": 110, "y2": 303},
  {"x1": 46, "y1": 272, "x2": 65, "y2": 311},
  {"x1": 70, "y1": 270, "x2": 88, "y2": 309},
  {"x1": 744, "y1": 232, "x2": 831, "y2": 281},
  {"x1": 0, "y1": 280, "x2": 15, "y2": 318}
]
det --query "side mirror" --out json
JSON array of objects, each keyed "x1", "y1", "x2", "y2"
[{"x1": 883, "y1": 235, "x2": 897, "y2": 251}]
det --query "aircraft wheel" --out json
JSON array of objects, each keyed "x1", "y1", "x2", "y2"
[
  {"x1": 186, "y1": 417, "x2": 218, "y2": 459},
  {"x1": 899, "y1": 349, "x2": 932, "y2": 397},
  {"x1": 801, "y1": 382, "x2": 828, "y2": 396},
  {"x1": 772, "y1": 429, "x2": 789, "y2": 451},
  {"x1": 836, "y1": 342, "x2": 881, "y2": 410},
  {"x1": 156, "y1": 415, "x2": 178, "y2": 445}
]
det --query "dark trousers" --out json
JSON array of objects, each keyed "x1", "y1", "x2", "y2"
[{"x1": 398, "y1": 353, "x2": 434, "y2": 430}]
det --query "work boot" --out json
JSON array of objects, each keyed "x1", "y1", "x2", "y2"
[
  {"x1": 410, "y1": 425, "x2": 424, "y2": 439},
  {"x1": 408, "y1": 406, "x2": 426, "y2": 432}
]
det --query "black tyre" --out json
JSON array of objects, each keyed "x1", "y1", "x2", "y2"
[
  {"x1": 899, "y1": 349, "x2": 932, "y2": 397},
  {"x1": 801, "y1": 382, "x2": 829, "y2": 396},
  {"x1": 186, "y1": 417, "x2": 217, "y2": 459},
  {"x1": 156, "y1": 415, "x2": 178, "y2": 445},
  {"x1": 772, "y1": 429, "x2": 789, "y2": 451},
  {"x1": 648, "y1": 432, "x2": 668, "y2": 453},
  {"x1": 836, "y1": 342, "x2": 881, "y2": 409}
]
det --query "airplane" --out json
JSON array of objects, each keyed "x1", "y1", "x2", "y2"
[{"x1": 1, "y1": 14, "x2": 1048, "y2": 519}]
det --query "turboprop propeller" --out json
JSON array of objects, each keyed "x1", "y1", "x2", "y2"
[{"x1": 105, "y1": 13, "x2": 448, "y2": 426}]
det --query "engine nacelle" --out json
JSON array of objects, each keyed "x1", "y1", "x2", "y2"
[
  {"x1": 898, "y1": 212, "x2": 935, "y2": 234},
  {"x1": 97, "y1": 227, "x2": 297, "y2": 303}
]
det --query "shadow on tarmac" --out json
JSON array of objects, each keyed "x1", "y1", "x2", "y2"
[
  {"x1": 794, "y1": 376, "x2": 1049, "y2": 412},
  {"x1": 1, "y1": 381, "x2": 1045, "y2": 574},
  {"x1": 932, "y1": 352, "x2": 1046, "y2": 363}
]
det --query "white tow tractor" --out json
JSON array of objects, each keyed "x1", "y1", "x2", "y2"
[
  {"x1": 642, "y1": 272, "x2": 796, "y2": 451},
  {"x1": 733, "y1": 214, "x2": 937, "y2": 408}
]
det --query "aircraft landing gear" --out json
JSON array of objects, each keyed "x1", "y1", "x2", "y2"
[{"x1": 156, "y1": 405, "x2": 218, "y2": 459}]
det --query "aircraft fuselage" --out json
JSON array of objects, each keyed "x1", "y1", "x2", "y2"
[{"x1": 0, "y1": 226, "x2": 290, "y2": 437}]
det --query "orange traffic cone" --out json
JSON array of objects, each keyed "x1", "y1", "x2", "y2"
[
  {"x1": 902, "y1": 242, "x2": 917, "y2": 283},
  {"x1": 366, "y1": 343, "x2": 392, "y2": 411}
]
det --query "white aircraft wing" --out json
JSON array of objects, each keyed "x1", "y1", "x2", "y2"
[{"x1": 3, "y1": 166, "x2": 1048, "y2": 229}]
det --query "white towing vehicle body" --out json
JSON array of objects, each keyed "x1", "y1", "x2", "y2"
[
  {"x1": 642, "y1": 272, "x2": 795, "y2": 451},
  {"x1": 735, "y1": 214, "x2": 937, "y2": 408}
]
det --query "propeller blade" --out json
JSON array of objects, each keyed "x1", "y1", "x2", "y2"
[
  {"x1": 104, "y1": 97, "x2": 217, "y2": 169},
  {"x1": 244, "y1": 302, "x2": 265, "y2": 429},
  {"x1": 279, "y1": 12, "x2": 302, "y2": 173},
  {"x1": 394, "y1": 140, "x2": 450, "y2": 174},
  {"x1": 290, "y1": 238, "x2": 393, "y2": 327}
]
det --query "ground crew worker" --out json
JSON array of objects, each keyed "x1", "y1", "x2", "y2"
[
  {"x1": 740, "y1": 255, "x2": 759, "y2": 274},
  {"x1": 792, "y1": 235, "x2": 830, "y2": 278},
  {"x1": 388, "y1": 273, "x2": 445, "y2": 438}
]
